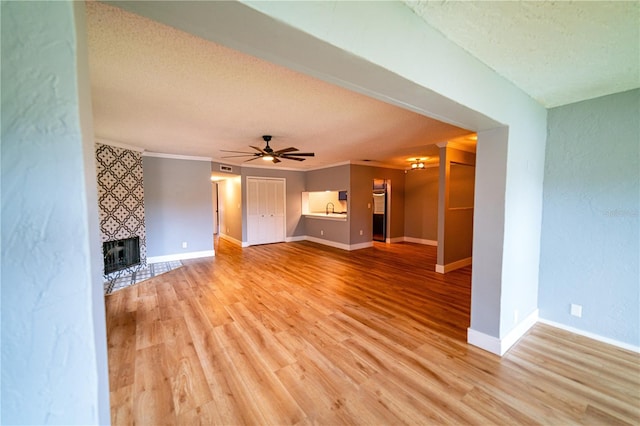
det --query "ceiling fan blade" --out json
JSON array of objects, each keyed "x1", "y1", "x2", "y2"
[
  {"x1": 272, "y1": 157, "x2": 281, "y2": 164},
  {"x1": 221, "y1": 154, "x2": 259, "y2": 158},
  {"x1": 281, "y1": 152, "x2": 314, "y2": 157},
  {"x1": 279, "y1": 156, "x2": 306, "y2": 161},
  {"x1": 249, "y1": 145, "x2": 267, "y2": 154},
  {"x1": 274, "y1": 147, "x2": 298, "y2": 154},
  {"x1": 220, "y1": 149, "x2": 256, "y2": 154},
  {"x1": 245, "y1": 156, "x2": 262, "y2": 162}
]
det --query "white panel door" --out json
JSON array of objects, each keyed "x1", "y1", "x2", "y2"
[
  {"x1": 247, "y1": 178, "x2": 261, "y2": 245},
  {"x1": 246, "y1": 177, "x2": 286, "y2": 245}
]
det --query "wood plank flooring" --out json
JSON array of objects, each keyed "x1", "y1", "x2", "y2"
[{"x1": 106, "y1": 238, "x2": 640, "y2": 425}]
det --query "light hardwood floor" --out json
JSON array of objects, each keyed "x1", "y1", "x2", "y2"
[{"x1": 106, "y1": 238, "x2": 640, "y2": 425}]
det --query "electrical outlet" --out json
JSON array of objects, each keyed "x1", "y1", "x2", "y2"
[
  {"x1": 182, "y1": 242, "x2": 188, "y2": 249},
  {"x1": 570, "y1": 304, "x2": 582, "y2": 318},
  {"x1": 320, "y1": 230, "x2": 324, "y2": 236},
  {"x1": 367, "y1": 203, "x2": 371, "y2": 209},
  {"x1": 359, "y1": 229, "x2": 363, "y2": 235}
]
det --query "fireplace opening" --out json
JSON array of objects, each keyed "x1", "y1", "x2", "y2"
[{"x1": 103, "y1": 236, "x2": 140, "y2": 274}]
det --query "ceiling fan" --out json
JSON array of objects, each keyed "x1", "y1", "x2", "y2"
[{"x1": 220, "y1": 135, "x2": 315, "y2": 164}]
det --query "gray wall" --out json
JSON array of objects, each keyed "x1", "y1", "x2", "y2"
[
  {"x1": 305, "y1": 164, "x2": 351, "y2": 244},
  {"x1": 306, "y1": 164, "x2": 350, "y2": 191},
  {"x1": 349, "y1": 165, "x2": 406, "y2": 244},
  {"x1": 242, "y1": 167, "x2": 306, "y2": 240},
  {"x1": 539, "y1": 89, "x2": 639, "y2": 347},
  {"x1": 1, "y1": 1, "x2": 110, "y2": 423},
  {"x1": 405, "y1": 167, "x2": 439, "y2": 241},
  {"x1": 143, "y1": 156, "x2": 213, "y2": 257}
]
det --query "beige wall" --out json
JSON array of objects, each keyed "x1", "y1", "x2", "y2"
[
  {"x1": 437, "y1": 147, "x2": 476, "y2": 267},
  {"x1": 404, "y1": 166, "x2": 439, "y2": 242},
  {"x1": 218, "y1": 176, "x2": 242, "y2": 242},
  {"x1": 450, "y1": 163, "x2": 475, "y2": 208}
]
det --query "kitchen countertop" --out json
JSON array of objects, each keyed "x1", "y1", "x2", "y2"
[{"x1": 304, "y1": 213, "x2": 348, "y2": 221}]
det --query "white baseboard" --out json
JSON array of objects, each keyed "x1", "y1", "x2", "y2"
[
  {"x1": 538, "y1": 318, "x2": 640, "y2": 353},
  {"x1": 219, "y1": 233, "x2": 244, "y2": 247},
  {"x1": 303, "y1": 236, "x2": 372, "y2": 251},
  {"x1": 147, "y1": 249, "x2": 215, "y2": 264},
  {"x1": 387, "y1": 237, "x2": 404, "y2": 243},
  {"x1": 501, "y1": 309, "x2": 539, "y2": 354},
  {"x1": 435, "y1": 256, "x2": 472, "y2": 274},
  {"x1": 285, "y1": 235, "x2": 306, "y2": 243},
  {"x1": 403, "y1": 236, "x2": 438, "y2": 246},
  {"x1": 467, "y1": 309, "x2": 539, "y2": 356},
  {"x1": 350, "y1": 241, "x2": 374, "y2": 250},
  {"x1": 304, "y1": 236, "x2": 350, "y2": 250}
]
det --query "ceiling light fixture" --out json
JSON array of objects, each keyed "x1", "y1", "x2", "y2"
[{"x1": 409, "y1": 158, "x2": 427, "y2": 170}]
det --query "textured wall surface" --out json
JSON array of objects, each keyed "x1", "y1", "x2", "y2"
[
  {"x1": 539, "y1": 89, "x2": 639, "y2": 347},
  {"x1": 143, "y1": 156, "x2": 213, "y2": 257},
  {"x1": 404, "y1": 1, "x2": 640, "y2": 107},
  {"x1": 1, "y1": 1, "x2": 109, "y2": 423},
  {"x1": 95, "y1": 143, "x2": 147, "y2": 277}
]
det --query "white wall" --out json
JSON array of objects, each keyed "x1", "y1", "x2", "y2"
[{"x1": 1, "y1": 1, "x2": 110, "y2": 423}]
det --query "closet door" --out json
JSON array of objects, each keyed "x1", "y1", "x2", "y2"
[
  {"x1": 246, "y1": 178, "x2": 261, "y2": 245},
  {"x1": 265, "y1": 179, "x2": 285, "y2": 243},
  {"x1": 246, "y1": 177, "x2": 286, "y2": 245}
]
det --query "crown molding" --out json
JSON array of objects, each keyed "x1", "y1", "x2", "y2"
[
  {"x1": 95, "y1": 138, "x2": 145, "y2": 152},
  {"x1": 142, "y1": 152, "x2": 212, "y2": 162},
  {"x1": 447, "y1": 141, "x2": 477, "y2": 153}
]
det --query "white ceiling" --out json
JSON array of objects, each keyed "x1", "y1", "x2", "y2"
[
  {"x1": 86, "y1": 1, "x2": 638, "y2": 171},
  {"x1": 404, "y1": 0, "x2": 640, "y2": 108},
  {"x1": 86, "y1": 1, "x2": 472, "y2": 171}
]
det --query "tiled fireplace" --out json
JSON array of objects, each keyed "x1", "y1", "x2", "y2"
[{"x1": 95, "y1": 143, "x2": 147, "y2": 280}]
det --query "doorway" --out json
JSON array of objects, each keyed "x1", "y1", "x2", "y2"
[
  {"x1": 212, "y1": 182, "x2": 219, "y2": 236},
  {"x1": 372, "y1": 179, "x2": 388, "y2": 242}
]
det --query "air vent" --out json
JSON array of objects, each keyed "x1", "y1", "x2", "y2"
[{"x1": 220, "y1": 165, "x2": 233, "y2": 172}]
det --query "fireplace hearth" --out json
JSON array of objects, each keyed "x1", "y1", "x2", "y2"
[{"x1": 103, "y1": 236, "x2": 140, "y2": 275}]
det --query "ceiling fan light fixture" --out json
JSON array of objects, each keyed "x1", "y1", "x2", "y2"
[{"x1": 220, "y1": 135, "x2": 315, "y2": 165}]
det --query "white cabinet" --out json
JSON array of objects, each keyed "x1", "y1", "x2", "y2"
[{"x1": 246, "y1": 177, "x2": 285, "y2": 245}]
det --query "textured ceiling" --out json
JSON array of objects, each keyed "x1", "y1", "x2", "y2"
[
  {"x1": 404, "y1": 0, "x2": 640, "y2": 107},
  {"x1": 85, "y1": 2, "x2": 472, "y2": 171},
  {"x1": 86, "y1": 1, "x2": 638, "y2": 171}
]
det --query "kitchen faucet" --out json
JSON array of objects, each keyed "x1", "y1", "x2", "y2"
[{"x1": 326, "y1": 202, "x2": 334, "y2": 215}]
